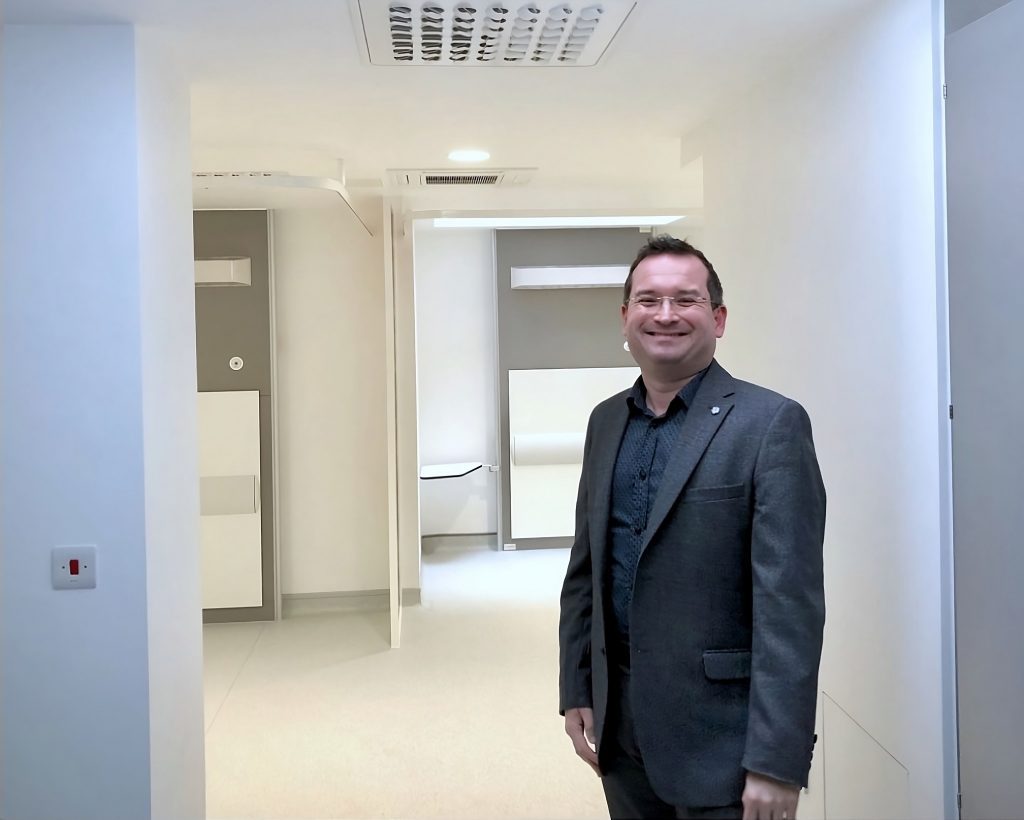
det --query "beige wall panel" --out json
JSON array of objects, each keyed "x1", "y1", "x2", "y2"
[
  {"x1": 823, "y1": 694, "x2": 910, "y2": 820},
  {"x1": 273, "y1": 208, "x2": 388, "y2": 595}
]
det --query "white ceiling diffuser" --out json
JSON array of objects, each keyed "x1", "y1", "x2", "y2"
[{"x1": 354, "y1": 0, "x2": 637, "y2": 67}]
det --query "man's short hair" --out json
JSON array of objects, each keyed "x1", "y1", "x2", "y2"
[{"x1": 622, "y1": 235, "x2": 725, "y2": 308}]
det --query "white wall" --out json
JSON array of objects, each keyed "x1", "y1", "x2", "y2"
[
  {"x1": 1, "y1": 25, "x2": 204, "y2": 819},
  {"x1": 135, "y1": 27, "x2": 207, "y2": 820},
  {"x1": 413, "y1": 225, "x2": 499, "y2": 538},
  {"x1": 692, "y1": 0, "x2": 948, "y2": 816},
  {"x1": 273, "y1": 207, "x2": 389, "y2": 594}
]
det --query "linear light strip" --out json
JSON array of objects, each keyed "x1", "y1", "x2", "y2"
[{"x1": 432, "y1": 215, "x2": 685, "y2": 229}]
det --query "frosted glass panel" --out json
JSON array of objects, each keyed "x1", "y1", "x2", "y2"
[
  {"x1": 198, "y1": 390, "x2": 263, "y2": 609},
  {"x1": 508, "y1": 367, "x2": 638, "y2": 539}
]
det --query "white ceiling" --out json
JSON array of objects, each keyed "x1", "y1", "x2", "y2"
[{"x1": 7, "y1": 0, "x2": 876, "y2": 210}]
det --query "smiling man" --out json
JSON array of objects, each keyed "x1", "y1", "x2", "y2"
[{"x1": 559, "y1": 236, "x2": 826, "y2": 820}]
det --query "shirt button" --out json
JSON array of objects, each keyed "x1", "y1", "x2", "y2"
[{"x1": 639, "y1": 470, "x2": 647, "y2": 480}]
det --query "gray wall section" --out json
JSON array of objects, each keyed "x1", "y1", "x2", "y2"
[
  {"x1": 194, "y1": 210, "x2": 275, "y2": 623},
  {"x1": 495, "y1": 228, "x2": 646, "y2": 549},
  {"x1": 194, "y1": 211, "x2": 272, "y2": 392},
  {"x1": 946, "y1": 2, "x2": 1024, "y2": 815}
]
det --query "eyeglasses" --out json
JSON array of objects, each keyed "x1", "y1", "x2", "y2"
[{"x1": 626, "y1": 295, "x2": 715, "y2": 311}]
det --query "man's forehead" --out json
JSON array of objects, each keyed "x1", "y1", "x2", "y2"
[{"x1": 632, "y1": 256, "x2": 710, "y2": 288}]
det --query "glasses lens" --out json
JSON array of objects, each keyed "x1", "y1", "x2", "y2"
[{"x1": 631, "y1": 296, "x2": 705, "y2": 309}]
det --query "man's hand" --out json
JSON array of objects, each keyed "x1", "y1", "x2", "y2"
[
  {"x1": 563, "y1": 707, "x2": 600, "y2": 776},
  {"x1": 742, "y1": 771, "x2": 800, "y2": 820}
]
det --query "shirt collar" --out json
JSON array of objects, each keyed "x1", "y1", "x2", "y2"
[{"x1": 626, "y1": 363, "x2": 711, "y2": 417}]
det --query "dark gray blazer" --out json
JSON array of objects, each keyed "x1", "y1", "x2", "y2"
[{"x1": 559, "y1": 359, "x2": 826, "y2": 807}]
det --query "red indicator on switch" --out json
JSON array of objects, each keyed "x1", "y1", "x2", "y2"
[{"x1": 69, "y1": 559, "x2": 80, "y2": 576}]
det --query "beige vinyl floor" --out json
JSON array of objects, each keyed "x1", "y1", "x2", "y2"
[{"x1": 203, "y1": 543, "x2": 608, "y2": 819}]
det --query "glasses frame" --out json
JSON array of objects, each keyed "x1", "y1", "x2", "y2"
[{"x1": 625, "y1": 294, "x2": 719, "y2": 311}]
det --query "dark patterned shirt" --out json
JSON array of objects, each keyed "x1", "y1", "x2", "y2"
[{"x1": 607, "y1": 367, "x2": 708, "y2": 643}]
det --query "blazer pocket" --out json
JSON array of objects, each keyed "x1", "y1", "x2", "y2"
[
  {"x1": 682, "y1": 483, "x2": 746, "y2": 503},
  {"x1": 702, "y1": 649, "x2": 752, "y2": 680}
]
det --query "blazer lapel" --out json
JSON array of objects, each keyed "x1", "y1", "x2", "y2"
[
  {"x1": 587, "y1": 397, "x2": 630, "y2": 570},
  {"x1": 640, "y1": 361, "x2": 737, "y2": 553}
]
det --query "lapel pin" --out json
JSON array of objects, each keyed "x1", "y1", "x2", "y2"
[{"x1": 711, "y1": 406, "x2": 721, "y2": 415}]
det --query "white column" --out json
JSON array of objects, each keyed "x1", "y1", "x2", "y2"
[{"x1": 1, "y1": 24, "x2": 204, "y2": 820}]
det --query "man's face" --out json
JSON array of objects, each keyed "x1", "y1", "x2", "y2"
[{"x1": 620, "y1": 253, "x2": 727, "y2": 378}]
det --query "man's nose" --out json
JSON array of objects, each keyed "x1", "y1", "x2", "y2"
[{"x1": 655, "y1": 298, "x2": 677, "y2": 319}]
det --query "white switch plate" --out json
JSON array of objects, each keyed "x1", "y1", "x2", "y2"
[{"x1": 52, "y1": 545, "x2": 97, "y2": 590}]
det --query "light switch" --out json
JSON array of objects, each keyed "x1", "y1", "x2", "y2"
[{"x1": 52, "y1": 545, "x2": 96, "y2": 590}]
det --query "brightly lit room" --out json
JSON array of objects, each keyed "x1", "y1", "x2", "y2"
[{"x1": 6, "y1": 0, "x2": 1023, "y2": 818}]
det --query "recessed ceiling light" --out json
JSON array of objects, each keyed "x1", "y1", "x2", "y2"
[
  {"x1": 432, "y1": 215, "x2": 686, "y2": 229},
  {"x1": 448, "y1": 149, "x2": 491, "y2": 162}
]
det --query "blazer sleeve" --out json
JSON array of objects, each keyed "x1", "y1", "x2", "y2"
[
  {"x1": 742, "y1": 398, "x2": 826, "y2": 786},
  {"x1": 558, "y1": 412, "x2": 596, "y2": 714}
]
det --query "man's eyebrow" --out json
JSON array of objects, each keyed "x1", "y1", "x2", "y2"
[{"x1": 633, "y1": 287, "x2": 704, "y2": 296}]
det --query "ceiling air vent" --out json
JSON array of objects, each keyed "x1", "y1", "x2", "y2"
[
  {"x1": 354, "y1": 0, "x2": 637, "y2": 67},
  {"x1": 425, "y1": 173, "x2": 501, "y2": 185},
  {"x1": 389, "y1": 168, "x2": 535, "y2": 186}
]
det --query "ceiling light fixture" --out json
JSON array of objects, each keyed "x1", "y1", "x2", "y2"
[
  {"x1": 431, "y1": 215, "x2": 686, "y2": 229},
  {"x1": 448, "y1": 149, "x2": 491, "y2": 162}
]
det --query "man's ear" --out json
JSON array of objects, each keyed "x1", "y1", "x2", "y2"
[{"x1": 714, "y1": 305, "x2": 728, "y2": 338}]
